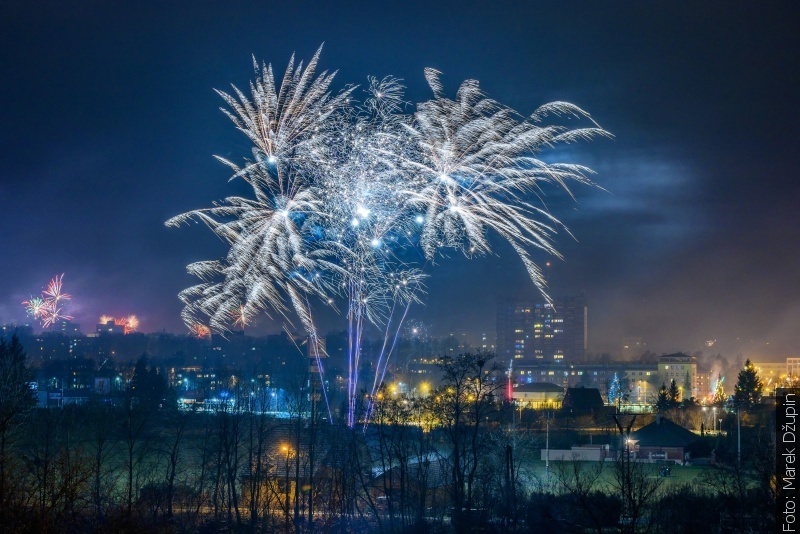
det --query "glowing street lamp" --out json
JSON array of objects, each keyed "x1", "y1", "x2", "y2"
[{"x1": 281, "y1": 445, "x2": 291, "y2": 526}]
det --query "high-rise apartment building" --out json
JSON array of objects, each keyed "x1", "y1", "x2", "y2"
[{"x1": 496, "y1": 295, "x2": 587, "y2": 363}]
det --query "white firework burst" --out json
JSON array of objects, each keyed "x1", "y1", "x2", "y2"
[
  {"x1": 167, "y1": 47, "x2": 607, "y2": 427},
  {"x1": 400, "y1": 68, "x2": 610, "y2": 298}
]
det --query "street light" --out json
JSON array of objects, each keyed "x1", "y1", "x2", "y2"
[{"x1": 281, "y1": 445, "x2": 291, "y2": 528}]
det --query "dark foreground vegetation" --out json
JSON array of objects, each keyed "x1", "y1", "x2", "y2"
[{"x1": 0, "y1": 337, "x2": 777, "y2": 532}]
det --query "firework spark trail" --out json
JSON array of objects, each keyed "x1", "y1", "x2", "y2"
[
  {"x1": 231, "y1": 304, "x2": 250, "y2": 331},
  {"x1": 363, "y1": 296, "x2": 416, "y2": 431},
  {"x1": 23, "y1": 297, "x2": 46, "y2": 319},
  {"x1": 167, "y1": 47, "x2": 607, "y2": 427},
  {"x1": 124, "y1": 315, "x2": 139, "y2": 334},
  {"x1": 43, "y1": 274, "x2": 71, "y2": 305},
  {"x1": 24, "y1": 274, "x2": 73, "y2": 328},
  {"x1": 301, "y1": 296, "x2": 334, "y2": 423},
  {"x1": 398, "y1": 68, "x2": 611, "y2": 300}
]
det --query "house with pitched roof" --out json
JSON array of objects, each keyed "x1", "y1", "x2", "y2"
[
  {"x1": 630, "y1": 416, "x2": 700, "y2": 464},
  {"x1": 561, "y1": 387, "x2": 604, "y2": 415}
]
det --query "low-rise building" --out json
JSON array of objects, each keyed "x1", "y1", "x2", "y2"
[
  {"x1": 544, "y1": 444, "x2": 611, "y2": 462},
  {"x1": 561, "y1": 387, "x2": 605, "y2": 415},
  {"x1": 511, "y1": 382, "x2": 563, "y2": 409},
  {"x1": 630, "y1": 416, "x2": 700, "y2": 464}
]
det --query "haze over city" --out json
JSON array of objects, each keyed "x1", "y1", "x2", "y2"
[{"x1": 2, "y1": 2, "x2": 798, "y2": 360}]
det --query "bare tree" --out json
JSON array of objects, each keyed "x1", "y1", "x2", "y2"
[
  {"x1": 554, "y1": 457, "x2": 608, "y2": 532},
  {"x1": 119, "y1": 396, "x2": 148, "y2": 516},
  {"x1": 0, "y1": 336, "x2": 35, "y2": 507},
  {"x1": 435, "y1": 352, "x2": 502, "y2": 529},
  {"x1": 160, "y1": 405, "x2": 192, "y2": 519},
  {"x1": 242, "y1": 387, "x2": 279, "y2": 532},
  {"x1": 611, "y1": 451, "x2": 663, "y2": 533},
  {"x1": 24, "y1": 406, "x2": 93, "y2": 529},
  {"x1": 86, "y1": 401, "x2": 117, "y2": 521}
]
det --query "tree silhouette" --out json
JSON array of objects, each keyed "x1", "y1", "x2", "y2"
[
  {"x1": 436, "y1": 352, "x2": 502, "y2": 530},
  {"x1": 130, "y1": 355, "x2": 167, "y2": 410},
  {"x1": 0, "y1": 336, "x2": 35, "y2": 504},
  {"x1": 734, "y1": 360, "x2": 763, "y2": 411},
  {"x1": 655, "y1": 383, "x2": 670, "y2": 412},
  {"x1": 668, "y1": 379, "x2": 680, "y2": 407}
]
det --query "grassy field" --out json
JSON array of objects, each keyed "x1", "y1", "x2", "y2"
[{"x1": 523, "y1": 459, "x2": 712, "y2": 491}]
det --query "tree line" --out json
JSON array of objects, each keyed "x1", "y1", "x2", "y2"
[{"x1": 0, "y1": 337, "x2": 776, "y2": 532}]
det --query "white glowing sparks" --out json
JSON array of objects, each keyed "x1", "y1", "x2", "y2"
[{"x1": 167, "y1": 46, "x2": 608, "y2": 426}]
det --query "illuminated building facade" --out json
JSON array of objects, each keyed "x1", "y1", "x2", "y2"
[
  {"x1": 751, "y1": 361, "x2": 787, "y2": 394},
  {"x1": 496, "y1": 295, "x2": 587, "y2": 362},
  {"x1": 658, "y1": 354, "x2": 697, "y2": 400},
  {"x1": 788, "y1": 358, "x2": 800, "y2": 380}
]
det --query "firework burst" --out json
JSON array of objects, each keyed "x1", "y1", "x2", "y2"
[
  {"x1": 168, "y1": 47, "x2": 607, "y2": 426},
  {"x1": 231, "y1": 304, "x2": 250, "y2": 331},
  {"x1": 190, "y1": 323, "x2": 212, "y2": 339},
  {"x1": 124, "y1": 315, "x2": 139, "y2": 334},
  {"x1": 98, "y1": 314, "x2": 139, "y2": 334},
  {"x1": 399, "y1": 68, "x2": 610, "y2": 298},
  {"x1": 23, "y1": 274, "x2": 73, "y2": 328},
  {"x1": 23, "y1": 297, "x2": 47, "y2": 319}
]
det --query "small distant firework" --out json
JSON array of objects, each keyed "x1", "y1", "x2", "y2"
[
  {"x1": 106, "y1": 315, "x2": 139, "y2": 335},
  {"x1": 43, "y1": 274, "x2": 71, "y2": 305},
  {"x1": 231, "y1": 305, "x2": 250, "y2": 330},
  {"x1": 124, "y1": 315, "x2": 139, "y2": 334},
  {"x1": 190, "y1": 323, "x2": 211, "y2": 339},
  {"x1": 404, "y1": 320, "x2": 429, "y2": 341},
  {"x1": 23, "y1": 297, "x2": 47, "y2": 319},
  {"x1": 23, "y1": 274, "x2": 73, "y2": 328}
]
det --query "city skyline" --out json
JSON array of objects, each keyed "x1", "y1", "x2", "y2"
[{"x1": 2, "y1": 2, "x2": 798, "y2": 360}]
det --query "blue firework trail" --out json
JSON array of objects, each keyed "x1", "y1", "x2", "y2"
[{"x1": 167, "y1": 46, "x2": 609, "y2": 427}]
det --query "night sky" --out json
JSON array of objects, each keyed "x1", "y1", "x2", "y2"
[{"x1": 2, "y1": 1, "x2": 798, "y2": 359}]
